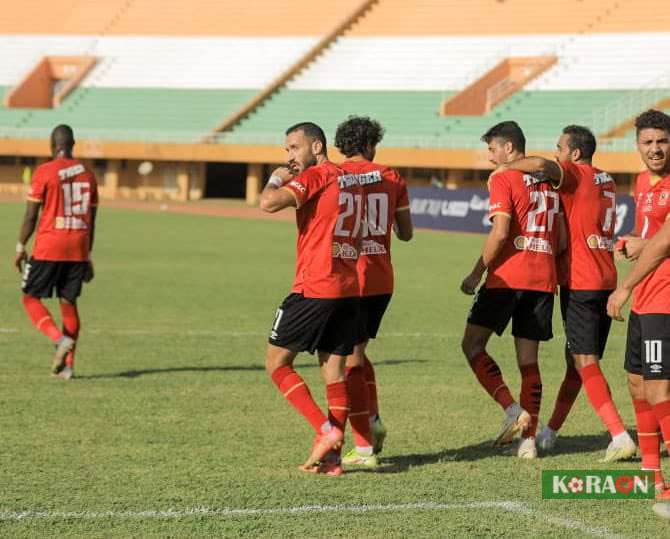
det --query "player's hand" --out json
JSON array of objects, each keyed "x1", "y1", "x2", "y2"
[
  {"x1": 620, "y1": 235, "x2": 644, "y2": 261},
  {"x1": 270, "y1": 166, "x2": 294, "y2": 185},
  {"x1": 613, "y1": 238, "x2": 627, "y2": 262},
  {"x1": 13, "y1": 251, "x2": 27, "y2": 274},
  {"x1": 460, "y1": 271, "x2": 482, "y2": 295},
  {"x1": 607, "y1": 285, "x2": 632, "y2": 321},
  {"x1": 84, "y1": 260, "x2": 95, "y2": 283}
]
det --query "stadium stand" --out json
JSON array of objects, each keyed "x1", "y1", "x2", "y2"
[{"x1": 0, "y1": 0, "x2": 668, "y2": 201}]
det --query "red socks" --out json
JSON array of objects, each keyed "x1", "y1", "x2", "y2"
[
  {"x1": 469, "y1": 352, "x2": 515, "y2": 410},
  {"x1": 22, "y1": 295, "x2": 63, "y2": 343},
  {"x1": 519, "y1": 363, "x2": 542, "y2": 438},
  {"x1": 547, "y1": 364, "x2": 581, "y2": 432},
  {"x1": 60, "y1": 302, "x2": 80, "y2": 367},
  {"x1": 578, "y1": 363, "x2": 625, "y2": 437},
  {"x1": 634, "y1": 399, "x2": 663, "y2": 486},
  {"x1": 363, "y1": 356, "x2": 379, "y2": 418},
  {"x1": 326, "y1": 380, "x2": 349, "y2": 433},
  {"x1": 271, "y1": 365, "x2": 328, "y2": 433},
  {"x1": 345, "y1": 366, "x2": 373, "y2": 447}
]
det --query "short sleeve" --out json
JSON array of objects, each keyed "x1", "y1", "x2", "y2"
[
  {"x1": 396, "y1": 175, "x2": 410, "y2": 211},
  {"x1": 555, "y1": 161, "x2": 579, "y2": 193},
  {"x1": 27, "y1": 167, "x2": 47, "y2": 203},
  {"x1": 488, "y1": 172, "x2": 513, "y2": 221},
  {"x1": 283, "y1": 168, "x2": 327, "y2": 208}
]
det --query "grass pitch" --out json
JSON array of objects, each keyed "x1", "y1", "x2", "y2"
[{"x1": 0, "y1": 202, "x2": 667, "y2": 538}]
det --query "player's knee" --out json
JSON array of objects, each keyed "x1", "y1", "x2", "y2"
[
  {"x1": 643, "y1": 380, "x2": 670, "y2": 406},
  {"x1": 627, "y1": 374, "x2": 645, "y2": 400},
  {"x1": 461, "y1": 336, "x2": 481, "y2": 362}
]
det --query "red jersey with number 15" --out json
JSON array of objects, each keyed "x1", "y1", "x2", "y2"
[
  {"x1": 339, "y1": 159, "x2": 410, "y2": 296},
  {"x1": 283, "y1": 160, "x2": 363, "y2": 299},
  {"x1": 27, "y1": 157, "x2": 98, "y2": 262},
  {"x1": 486, "y1": 170, "x2": 558, "y2": 293},
  {"x1": 632, "y1": 171, "x2": 670, "y2": 315},
  {"x1": 556, "y1": 161, "x2": 617, "y2": 290}
]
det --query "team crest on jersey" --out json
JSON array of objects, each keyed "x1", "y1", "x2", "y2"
[
  {"x1": 332, "y1": 242, "x2": 358, "y2": 259},
  {"x1": 660, "y1": 191, "x2": 670, "y2": 206}
]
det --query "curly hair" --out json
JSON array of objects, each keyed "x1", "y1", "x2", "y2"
[
  {"x1": 635, "y1": 109, "x2": 670, "y2": 137},
  {"x1": 334, "y1": 116, "x2": 385, "y2": 157}
]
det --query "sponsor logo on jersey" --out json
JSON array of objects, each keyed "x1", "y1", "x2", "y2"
[
  {"x1": 58, "y1": 164, "x2": 85, "y2": 181},
  {"x1": 360, "y1": 239, "x2": 387, "y2": 256},
  {"x1": 332, "y1": 242, "x2": 358, "y2": 259},
  {"x1": 594, "y1": 172, "x2": 614, "y2": 185},
  {"x1": 288, "y1": 180, "x2": 306, "y2": 193},
  {"x1": 522, "y1": 174, "x2": 550, "y2": 187},
  {"x1": 586, "y1": 234, "x2": 614, "y2": 251},
  {"x1": 514, "y1": 235, "x2": 553, "y2": 254}
]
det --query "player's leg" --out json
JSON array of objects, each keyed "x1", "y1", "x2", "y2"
[
  {"x1": 514, "y1": 337, "x2": 541, "y2": 458},
  {"x1": 625, "y1": 312, "x2": 664, "y2": 490},
  {"x1": 639, "y1": 314, "x2": 670, "y2": 499},
  {"x1": 539, "y1": 288, "x2": 581, "y2": 448},
  {"x1": 53, "y1": 262, "x2": 87, "y2": 379},
  {"x1": 462, "y1": 287, "x2": 517, "y2": 413}
]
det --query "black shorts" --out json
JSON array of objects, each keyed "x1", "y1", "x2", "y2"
[
  {"x1": 268, "y1": 293, "x2": 360, "y2": 356},
  {"x1": 624, "y1": 312, "x2": 670, "y2": 380},
  {"x1": 356, "y1": 294, "x2": 392, "y2": 344},
  {"x1": 467, "y1": 286, "x2": 554, "y2": 341},
  {"x1": 21, "y1": 258, "x2": 89, "y2": 303},
  {"x1": 560, "y1": 288, "x2": 612, "y2": 358}
]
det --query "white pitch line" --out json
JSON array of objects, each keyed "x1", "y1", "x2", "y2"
[{"x1": 0, "y1": 501, "x2": 624, "y2": 538}]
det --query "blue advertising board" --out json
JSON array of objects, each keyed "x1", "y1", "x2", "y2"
[{"x1": 409, "y1": 186, "x2": 635, "y2": 236}]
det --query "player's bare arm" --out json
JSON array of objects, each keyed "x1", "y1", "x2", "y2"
[
  {"x1": 499, "y1": 157, "x2": 563, "y2": 186},
  {"x1": 259, "y1": 167, "x2": 298, "y2": 213},
  {"x1": 608, "y1": 218, "x2": 670, "y2": 320},
  {"x1": 14, "y1": 200, "x2": 40, "y2": 273},
  {"x1": 461, "y1": 214, "x2": 511, "y2": 295},
  {"x1": 393, "y1": 208, "x2": 413, "y2": 241},
  {"x1": 84, "y1": 206, "x2": 98, "y2": 282}
]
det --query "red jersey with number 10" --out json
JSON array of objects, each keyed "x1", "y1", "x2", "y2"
[
  {"x1": 556, "y1": 161, "x2": 617, "y2": 290},
  {"x1": 339, "y1": 159, "x2": 410, "y2": 296},
  {"x1": 486, "y1": 170, "x2": 558, "y2": 293},
  {"x1": 27, "y1": 157, "x2": 98, "y2": 262},
  {"x1": 283, "y1": 160, "x2": 363, "y2": 299},
  {"x1": 632, "y1": 171, "x2": 670, "y2": 315}
]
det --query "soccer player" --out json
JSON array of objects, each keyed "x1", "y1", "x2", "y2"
[
  {"x1": 260, "y1": 122, "x2": 362, "y2": 476},
  {"x1": 461, "y1": 121, "x2": 557, "y2": 459},
  {"x1": 499, "y1": 125, "x2": 636, "y2": 462},
  {"x1": 14, "y1": 124, "x2": 98, "y2": 380},
  {"x1": 332, "y1": 116, "x2": 413, "y2": 467},
  {"x1": 606, "y1": 109, "x2": 670, "y2": 496}
]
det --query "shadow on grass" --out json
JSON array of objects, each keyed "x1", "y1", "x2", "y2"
[
  {"x1": 375, "y1": 433, "x2": 617, "y2": 473},
  {"x1": 77, "y1": 358, "x2": 427, "y2": 379}
]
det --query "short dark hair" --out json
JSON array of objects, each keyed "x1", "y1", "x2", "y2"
[
  {"x1": 481, "y1": 121, "x2": 525, "y2": 153},
  {"x1": 51, "y1": 124, "x2": 75, "y2": 149},
  {"x1": 334, "y1": 115, "x2": 385, "y2": 157},
  {"x1": 635, "y1": 109, "x2": 670, "y2": 138},
  {"x1": 562, "y1": 125, "x2": 596, "y2": 160},
  {"x1": 285, "y1": 122, "x2": 327, "y2": 148}
]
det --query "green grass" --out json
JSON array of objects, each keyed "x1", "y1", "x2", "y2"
[{"x1": 0, "y1": 202, "x2": 666, "y2": 537}]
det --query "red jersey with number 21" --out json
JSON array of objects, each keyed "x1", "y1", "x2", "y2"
[
  {"x1": 339, "y1": 159, "x2": 410, "y2": 296},
  {"x1": 632, "y1": 171, "x2": 670, "y2": 315},
  {"x1": 486, "y1": 170, "x2": 558, "y2": 293},
  {"x1": 283, "y1": 160, "x2": 363, "y2": 299},
  {"x1": 27, "y1": 157, "x2": 98, "y2": 261}
]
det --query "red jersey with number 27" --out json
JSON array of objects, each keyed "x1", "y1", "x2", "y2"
[
  {"x1": 556, "y1": 161, "x2": 617, "y2": 290},
  {"x1": 632, "y1": 171, "x2": 670, "y2": 315},
  {"x1": 27, "y1": 157, "x2": 98, "y2": 262},
  {"x1": 283, "y1": 160, "x2": 363, "y2": 299},
  {"x1": 486, "y1": 170, "x2": 558, "y2": 293},
  {"x1": 339, "y1": 159, "x2": 410, "y2": 296}
]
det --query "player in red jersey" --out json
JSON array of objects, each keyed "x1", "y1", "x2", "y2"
[
  {"x1": 606, "y1": 110, "x2": 670, "y2": 497},
  {"x1": 260, "y1": 122, "x2": 363, "y2": 476},
  {"x1": 13, "y1": 125, "x2": 98, "y2": 380},
  {"x1": 500, "y1": 125, "x2": 636, "y2": 462},
  {"x1": 331, "y1": 116, "x2": 413, "y2": 467},
  {"x1": 461, "y1": 121, "x2": 558, "y2": 459}
]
